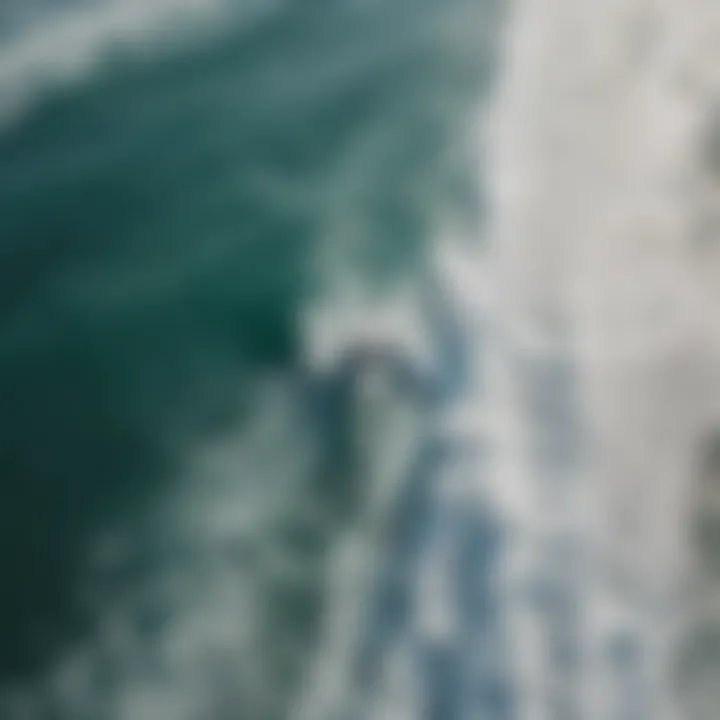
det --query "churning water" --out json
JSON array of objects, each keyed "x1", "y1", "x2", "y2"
[{"x1": 2, "y1": 1, "x2": 720, "y2": 718}]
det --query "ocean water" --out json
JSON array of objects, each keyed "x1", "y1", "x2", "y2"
[
  {"x1": 0, "y1": 0, "x2": 499, "y2": 717},
  {"x1": 5, "y1": 1, "x2": 720, "y2": 719}
]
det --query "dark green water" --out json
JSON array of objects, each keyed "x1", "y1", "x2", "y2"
[{"x1": 0, "y1": 0, "x2": 499, "y2": 714}]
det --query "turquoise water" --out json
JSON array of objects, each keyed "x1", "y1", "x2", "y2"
[{"x1": 0, "y1": 0, "x2": 499, "y2": 715}]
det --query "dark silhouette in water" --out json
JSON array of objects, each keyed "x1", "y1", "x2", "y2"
[{"x1": 301, "y1": 274, "x2": 514, "y2": 720}]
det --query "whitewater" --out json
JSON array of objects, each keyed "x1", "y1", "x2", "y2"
[{"x1": 485, "y1": 1, "x2": 720, "y2": 719}]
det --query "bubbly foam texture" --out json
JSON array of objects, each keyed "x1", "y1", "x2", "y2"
[{"x1": 484, "y1": 1, "x2": 720, "y2": 717}]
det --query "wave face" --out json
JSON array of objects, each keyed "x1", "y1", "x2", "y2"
[{"x1": 0, "y1": 0, "x2": 496, "y2": 717}]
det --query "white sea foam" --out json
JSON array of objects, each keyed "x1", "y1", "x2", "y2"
[
  {"x1": 0, "y1": 0, "x2": 275, "y2": 127},
  {"x1": 484, "y1": 0, "x2": 720, "y2": 717}
]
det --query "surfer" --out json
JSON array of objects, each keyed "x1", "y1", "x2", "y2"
[{"x1": 300, "y1": 270, "x2": 512, "y2": 720}]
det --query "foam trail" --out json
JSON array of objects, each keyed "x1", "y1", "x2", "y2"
[{"x1": 485, "y1": 0, "x2": 720, "y2": 718}]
